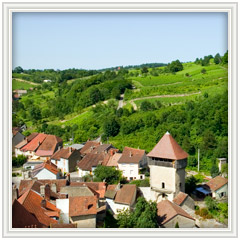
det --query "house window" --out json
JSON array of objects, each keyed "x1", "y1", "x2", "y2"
[
  {"x1": 179, "y1": 183, "x2": 182, "y2": 187},
  {"x1": 130, "y1": 170, "x2": 133, "y2": 175},
  {"x1": 162, "y1": 182, "x2": 165, "y2": 189},
  {"x1": 140, "y1": 175, "x2": 143, "y2": 179},
  {"x1": 130, "y1": 177, "x2": 133, "y2": 180}
]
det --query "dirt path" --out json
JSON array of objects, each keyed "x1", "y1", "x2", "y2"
[
  {"x1": 117, "y1": 94, "x2": 125, "y2": 109},
  {"x1": 13, "y1": 78, "x2": 40, "y2": 86}
]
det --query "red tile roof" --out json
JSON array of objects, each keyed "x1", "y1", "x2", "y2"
[
  {"x1": 70, "y1": 182, "x2": 106, "y2": 198},
  {"x1": 32, "y1": 162, "x2": 59, "y2": 177},
  {"x1": 157, "y1": 200, "x2": 194, "y2": 225},
  {"x1": 12, "y1": 199, "x2": 43, "y2": 228},
  {"x1": 118, "y1": 147, "x2": 145, "y2": 164},
  {"x1": 19, "y1": 180, "x2": 35, "y2": 196},
  {"x1": 147, "y1": 132, "x2": 189, "y2": 160},
  {"x1": 205, "y1": 176, "x2": 228, "y2": 191},
  {"x1": 21, "y1": 133, "x2": 47, "y2": 152},
  {"x1": 26, "y1": 132, "x2": 39, "y2": 142},
  {"x1": 173, "y1": 192, "x2": 188, "y2": 206},
  {"x1": 80, "y1": 141, "x2": 100, "y2": 155},
  {"x1": 37, "y1": 179, "x2": 68, "y2": 192},
  {"x1": 51, "y1": 147, "x2": 77, "y2": 160},
  {"x1": 114, "y1": 184, "x2": 136, "y2": 205},
  {"x1": 17, "y1": 190, "x2": 60, "y2": 227},
  {"x1": 15, "y1": 139, "x2": 28, "y2": 149},
  {"x1": 35, "y1": 135, "x2": 63, "y2": 157},
  {"x1": 77, "y1": 152, "x2": 105, "y2": 171},
  {"x1": 69, "y1": 196, "x2": 97, "y2": 217},
  {"x1": 91, "y1": 144, "x2": 113, "y2": 154},
  {"x1": 106, "y1": 153, "x2": 122, "y2": 167}
]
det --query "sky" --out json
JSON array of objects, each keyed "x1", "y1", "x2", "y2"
[{"x1": 12, "y1": 12, "x2": 228, "y2": 70}]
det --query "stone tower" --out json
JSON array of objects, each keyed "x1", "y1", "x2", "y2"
[{"x1": 147, "y1": 132, "x2": 188, "y2": 202}]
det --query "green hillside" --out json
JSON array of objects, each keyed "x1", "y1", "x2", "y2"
[{"x1": 12, "y1": 53, "x2": 228, "y2": 173}]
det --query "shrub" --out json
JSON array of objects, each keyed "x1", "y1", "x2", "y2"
[
  {"x1": 200, "y1": 208, "x2": 209, "y2": 217},
  {"x1": 195, "y1": 205, "x2": 200, "y2": 210}
]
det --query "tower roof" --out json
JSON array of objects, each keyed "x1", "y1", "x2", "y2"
[{"x1": 147, "y1": 132, "x2": 188, "y2": 160}]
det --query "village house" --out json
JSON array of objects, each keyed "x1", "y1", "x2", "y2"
[
  {"x1": 15, "y1": 132, "x2": 39, "y2": 157},
  {"x1": 204, "y1": 175, "x2": 228, "y2": 199},
  {"x1": 69, "y1": 196, "x2": 98, "y2": 228},
  {"x1": 17, "y1": 189, "x2": 61, "y2": 228},
  {"x1": 35, "y1": 135, "x2": 63, "y2": 161},
  {"x1": 173, "y1": 191, "x2": 195, "y2": 212},
  {"x1": 12, "y1": 127, "x2": 25, "y2": 149},
  {"x1": 147, "y1": 131, "x2": 188, "y2": 202},
  {"x1": 105, "y1": 150, "x2": 122, "y2": 168},
  {"x1": 105, "y1": 184, "x2": 137, "y2": 215},
  {"x1": 20, "y1": 133, "x2": 47, "y2": 159},
  {"x1": 157, "y1": 200, "x2": 195, "y2": 228},
  {"x1": 51, "y1": 147, "x2": 81, "y2": 174},
  {"x1": 31, "y1": 161, "x2": 61, "y2": 180},
  {"x1": 118, "y1": 147, "x2": 147, "y2": 180},
  {"x1": 77, "y1": 152, "x2": 106, "y2": 177}
]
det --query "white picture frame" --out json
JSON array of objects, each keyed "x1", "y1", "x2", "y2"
[{"x1": 1, "y1": 0, "x2": 238, "y2": 238}]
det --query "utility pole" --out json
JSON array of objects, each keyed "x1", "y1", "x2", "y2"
[{"x1": 198, "y1": 148, "x2": 200, "y2": 172}]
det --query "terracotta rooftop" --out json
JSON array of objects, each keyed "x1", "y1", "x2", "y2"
[
  {"x1": 17, "y1": 190, "x2": 60, "y2": 227},
  {"x1": 36, "y1": 179, "x2": 68, "y2": 192},
  {"x1": 69, "y1": 196, "x2": 97, "y2": 217},
  {"x1": 91, "y1": 144, "x2": 113, "y2": 154},
  {"x1": 21, "y1": 133, "x2": 47, "y2": 152},
  {"x1": 205, "y1": 176, "x2": 228, "y2": 191},
  {"x1": 173, "y1": 192, "x2": 188, "y2": 206},
  {"x1": 77, "y1": 152, "x2": 105, "y2": 171},
  {"x1": 80, "y1": 141, "x2": 100, "y2": 155},
  {"x1": 26, "y1": 132, "x2": 39, "y2": 142},
  {"x1": 51, "y1": 147, "x2": 77, "y2": 160},
  {"x1": 157, "y1": 200, "x2": 194, "y2": 225},
  {"x1": 114, "y1": 184, "x2": 137, "y2": 205},
  {"x1": 106, "y1": 153, "x2": 122, "y2": 167},
  {"x1": 147, "y1": 132, "x2": 189, "y2": 160},
  {"x1": 19, "y1": 180, "x2": 35, "y2": 196},
  {"x1": 70, "y1": 182, "x2": 106, "y2": 198},
  {"x1": 104, "y1": 184, "x2": 118, "y2": 199},
  {"x1": 35, "y1": 135, "x2": 63, "y2": 157},
  {"x1": 118, "y1": 147, "x2": 145, "y2": 164},
  {"x1": 32, "y1": 161, "x2": 59, "y2": 177},
  {"x1": 12, "y1": 199, "x2": 43, "y2": 228}
]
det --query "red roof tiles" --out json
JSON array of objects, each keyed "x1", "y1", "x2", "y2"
[
  {"x1": 35, "y1": 135, "x2": 62, "y2": 157},
  {"x1": 114, "y1": 184, "x2": 137, "y2": 205},
  {"x1": 17, "y1": 190, "x2": 60, "y2": 227},
  {"x1": 32, "y1": 162, "x2": 59, "y2": 177},
  {"x1": 205, "y1": 176, "x2": 228, "y2": 191},
  {"x1": 51, "y1": 147, "x2": 76, "y2": 160},
  {"x1": 157, "y1": 200, "x2": 194, "y2": 225},
  {"x1": 118, "y1": 147, "x2": 145, "y2": 164},
  {"x1": 80, "y1": 141, "x2": 100, "y2": 155},
  {"x1": 147, "y1": 132, "x2": 189, "y2": 160},
  {"x1": 69, "y1": 196, "x2": 97, "y2": 217},
  {"x1": 21, "y1": 133, "x2": 47, "y2": 152},
  {"x1": 12, "y1": 199, "x2": 43, "y2": 228},
  {"x1": 173, "y1": 192, "x2": 188, "y2": 206}
]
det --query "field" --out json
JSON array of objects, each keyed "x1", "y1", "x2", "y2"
[{"x1": 12, "y1": 79, "x2": 36, "y2": 90}]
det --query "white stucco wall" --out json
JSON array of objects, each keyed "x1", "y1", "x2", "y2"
[
  {"x1": 56, "y1": 199, "x2": 69, "y2": 224},
  {"x1": 51, "y1": 158, "x2": 69, "y2": 173},
  {"x1": 34, "y1": 168, "x2": 57, "y2": 180},
  {"x1": 118, "y1": 163, "x2": 143, "y2": 180},
  {"x1": 106, "y1": 198, "x2": 130, "y2": 215},
  {"x1": 215, "y1": 184, "x2": 228, "y2": 199},
  {"x1": 78, "y1": 168, "x2": 90, "y2": 177}
]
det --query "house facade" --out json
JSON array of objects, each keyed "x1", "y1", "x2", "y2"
[
  {"x1": 205, "y1": 176, "x2": 228, "y2": 199},
  {"x1": 118, "y1": 147, "x2": 147, "y2": 180}
]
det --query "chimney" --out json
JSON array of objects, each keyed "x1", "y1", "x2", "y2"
[
  {"x1": 45, "y1": 184, "x2": 51, "y2": 201},
  {"x1": 67, "y1": 173, "x2": 70, "y2": 183},
  {"x1": 58, "y1": 146, "x2": 61, "y2": 151},
  {"x1": 41, "y1": 199, "x2": 46, "y2": 209},
  {"x1": 51, "y1": 183, "x2": 57, "y2": 193},
  {"x1": 40, "y1": 185, "x2": 45, "y2": 198},
  {"x1": 69, "y1": 147, "x2": 72, "y2": 153},
  {"x1": 129, "y1": 151, "x2": 132, "y2": 157},
  {"x1": 38, "y1": 141, "x2": 40, "y2": 146}
]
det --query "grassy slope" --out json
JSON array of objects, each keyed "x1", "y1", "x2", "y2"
[{"x1": 12, "y1": 79, "x2": 36, "y2": 90}]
